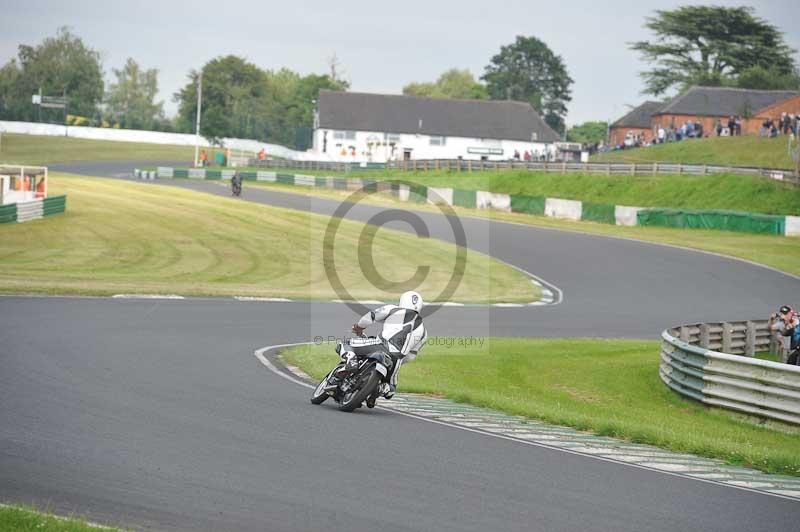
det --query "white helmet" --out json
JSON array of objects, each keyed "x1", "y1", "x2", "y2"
[{"x1": 399, "y1": 291, "x2": 423, "y2": 312}]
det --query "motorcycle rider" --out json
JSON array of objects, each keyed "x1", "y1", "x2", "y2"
[
  {"x1": 231, "y1": 171, "x2": 242, "y2": 196},
  {"x1": 351, "y1": 290, "x2": 428, "y2": 400}
]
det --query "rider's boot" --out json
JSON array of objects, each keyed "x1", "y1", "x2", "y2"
[{"x1": 378, "y1": 383, "x2": 396, "y2": 399}]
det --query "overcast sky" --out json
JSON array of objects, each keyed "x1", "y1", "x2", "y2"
[{"x1": 2, "y1": 0, "x2": 798, "y2": 126}]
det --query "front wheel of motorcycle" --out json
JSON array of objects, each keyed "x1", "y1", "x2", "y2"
[
  {"x1": 339, "y1": 367, "x2": 381, "y2": 413},
  {"x1": 310, "y1": 369, "x2": 335, "y2": 405}
]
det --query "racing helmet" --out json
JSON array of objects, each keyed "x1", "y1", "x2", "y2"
[{"x1": 399, "y1": 291, "x2": 423, "y2": 312}]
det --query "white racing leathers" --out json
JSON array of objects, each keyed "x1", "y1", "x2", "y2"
[{"x1": 356, "y1": 305, "x2": 427, "y2": 387}]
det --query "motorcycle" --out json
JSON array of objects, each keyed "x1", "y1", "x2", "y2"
[
  {"x1": 231, "y1": 180, "x2": 242, "y2": 197},
  {"x1": 310, "y1": 336, "x2": 395, "y2": 412}
]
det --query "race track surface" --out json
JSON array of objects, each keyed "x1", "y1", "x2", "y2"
[{"x1": 2, "y1": 162, "x2": 799, "y2": 531}]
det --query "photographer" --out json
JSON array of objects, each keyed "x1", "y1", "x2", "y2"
[{"x1": 769, "y1": 306, "x2": 800, "y2": 365}]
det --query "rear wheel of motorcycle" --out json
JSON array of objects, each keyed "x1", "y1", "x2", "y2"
[
  {"x1": 310, "y1": 370, "x2": 335, "y2": 405},
  {"x1": 339, "y1": 368, "x2": 381, "y2": 412}
]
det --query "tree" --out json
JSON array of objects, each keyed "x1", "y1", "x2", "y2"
[
  {"x1": 105, "y1": 58, "x2": 165, "y2": 129},
  {"x1": 174, "y1": 56, "x2": 347, "y2": 148},
  {"x1": 403, "y1": 69, "x2": 488, "y2": 100},
  {"x1": 175, "y1": 55, "x2": 267, "y2": 139},
  {"x1": 566, "y1": 121, "x2": 608, "y2": 145},
  {"x1": 0, "y1": 60, "x2": 26, "y2": 120},
  {"x1": 0, "y1": 27, "x2": 103, "y2": 121},
  {"x1": 736, "y1": 65, "x2": 800, "y2": 91},
  {"x1": 631, "y1": 6, "x2": 797, "y2": 95},
  {"x1": 482, "y1": 36, "x2": 573, "y2": 134}
]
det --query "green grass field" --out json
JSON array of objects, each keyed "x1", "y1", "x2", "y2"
[
  {"x1": 0, "y1": 505, "x2": 121, "y2": 532},
  {"x1": 0, "y1": 505, "x2": 123, "y2": 532},
  {"x1": 593, "y1": 135, "x2": 798, "y2": 170},
  {"x1": 0, "y1": 174, "x2": 535, "y2": 302},
  {"x1": 0, "y1": 133, "x2": 197, "y2": 165},
  {"x1": 374, "y1": 170, "x2": 800, "y2": 215},
  {"x1": 284, "y1": 338, "x2": 800, "y2": 476}
]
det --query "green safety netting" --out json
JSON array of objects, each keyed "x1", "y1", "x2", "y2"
[
  {"x1": 581, "y1": 202, "x2": 616, "y2": 224},
  {"x1": 637, "y1": 209, "x2": 785, "y2": 235},
  {"x1": 452, "y1": 188, "x2": 477, "y2": 209},
  {"x1": 510, "y1": 195, "x2": 546, "y2": 215},
  {"x1": 408, "y1": 184, "x2": 428, "y2": 203}
]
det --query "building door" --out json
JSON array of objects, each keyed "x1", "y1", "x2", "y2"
[{"x1": 403, "y1": 149, "x2": 412, "y2": 161}]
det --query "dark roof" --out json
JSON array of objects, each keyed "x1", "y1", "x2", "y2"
[
  {"x1": 610, "y1": 101, "x2": 663, "y2": 129},
  {"x1": 655, "y1": 86, "x2": 800, "y2": 117},
  {"x1": 317, "y1": 90, "x2": 560, "y2": 143}
]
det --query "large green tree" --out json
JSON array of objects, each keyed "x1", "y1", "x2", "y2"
[
  {"x1": 482, "y1": 36, "x2": 573, "y2": 134},
  {"x1": 175, "y1": 55, "x2": 267, "y2": 139},
  {"x1": 631, "y1": 6, "x2": 797, "y2": 95},
  {"x1": 0, "y1": 27, "x2": 104, "y2": 121},
  {"x1": 735, "y1": 65, "x2": 800, "y2": 91},
  {"x1": 174, "y1": 56, "x2": 346, "y2": 148},
  {"x1": 104, "y1": 58, "x2": 164, "y2": 130},
  {"x1": 566, "y1": 121, "x2": 608, "y2": 145},
  {"x1": 403, "y1": 69, "x2": 488, "y2": 100}
]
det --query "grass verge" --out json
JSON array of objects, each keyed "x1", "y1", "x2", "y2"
[
  {"x1": 246, "y1": 180, "x2": 800, "y2": 277},
  {"x1": 0, "y1": 174, "x2": 536, "y2": 303},
  {"x1": 0, "y1": 133, "x2": 196, "y2": 165},
  {"x1": 0, "y1": 504, "x2": 123, "y2": 532},
  {"x1": 153, "y1": 165, "x2": 800, "y2": 215},
  {"x1": 592, "y1": 135, "x2": 797, "y2": 171},
  {"x1": 283, "y1": 338, "x2": 800, "y2": 476}
]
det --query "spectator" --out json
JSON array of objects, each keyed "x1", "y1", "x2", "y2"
[
  {"x1": 715, "y1": 119, "x2": 723, "y2": 136},
  {"x1": 199, "y1": 149, "x2": 208, "y2": 167},
  {"x1": 735, "y1": 116, "x2": 743, "y2": 136},
  {"x1": 769, "y1": 306, "x2": 800, "y2": 365},
  {"x1": 523, "y1": 150, "x2": 531, "y2": 162},
  {"x1": 727, "y1": 116, "x2": 736, "y2": 136},
  {"x1": 513, "y1": 149, "x2": 520, "y2": 161},
  {"x1": 257, "y1": 148, "x2": 266, "y2": 160},
  {"x1": 657, "y1": 125, "x2": 666, "y2": 144}
]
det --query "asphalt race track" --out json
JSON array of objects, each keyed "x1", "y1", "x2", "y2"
[{"x1": 1, "y1": 162, "x2": 798, "y2": 531}]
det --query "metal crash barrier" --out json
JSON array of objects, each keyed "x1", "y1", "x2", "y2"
[{"x1": 660, "y1": 322, "x2": 800, "y2": 425}]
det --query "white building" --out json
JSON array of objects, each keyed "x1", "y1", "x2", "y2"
[{"x1": 312, "y1": 90, "x2": 560, "y2": 163}]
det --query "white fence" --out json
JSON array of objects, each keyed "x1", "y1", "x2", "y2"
[
  {"x1": 660, "y1": 321, "x2": 800, "y2": 425},
  {"x1": 0, "y1": 120, "x2": 309, "y2": 160}
]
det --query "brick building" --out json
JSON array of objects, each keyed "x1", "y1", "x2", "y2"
[
  {"x1": 650, "y1": 86, "x2": 800, "y2": 136},
  {"x1": 608, "y1": 101, "x2": 663, "y2": 146}
]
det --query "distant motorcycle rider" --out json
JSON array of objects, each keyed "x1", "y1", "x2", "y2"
[
  {"x1": 231, "y1": 171, "x2": 242, "y2": 196},
  {"x1": 351, "y1": 290, "x2": 428, "y2": 399}
]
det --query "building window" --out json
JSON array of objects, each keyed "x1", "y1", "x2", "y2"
[
  {"x1": 429, "y1": 136, "x2": 446, "y2": 146},
  {"x1": 333, "y1": 130, "x2": 356, "y2": 140},
  {"x1": 384, "y1": 133, "x2": 401, "y2": 143}
]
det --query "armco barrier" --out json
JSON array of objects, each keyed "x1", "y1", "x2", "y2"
[
  {"x1": 135, "y1": 167, "x2": 800, "y2": 237},
  {"x1": 660, "y1": 322, "x2": 800, "y2": 425},
  {"x1": 0, "y1": 195, "x2": 66, "y2": 225}
]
